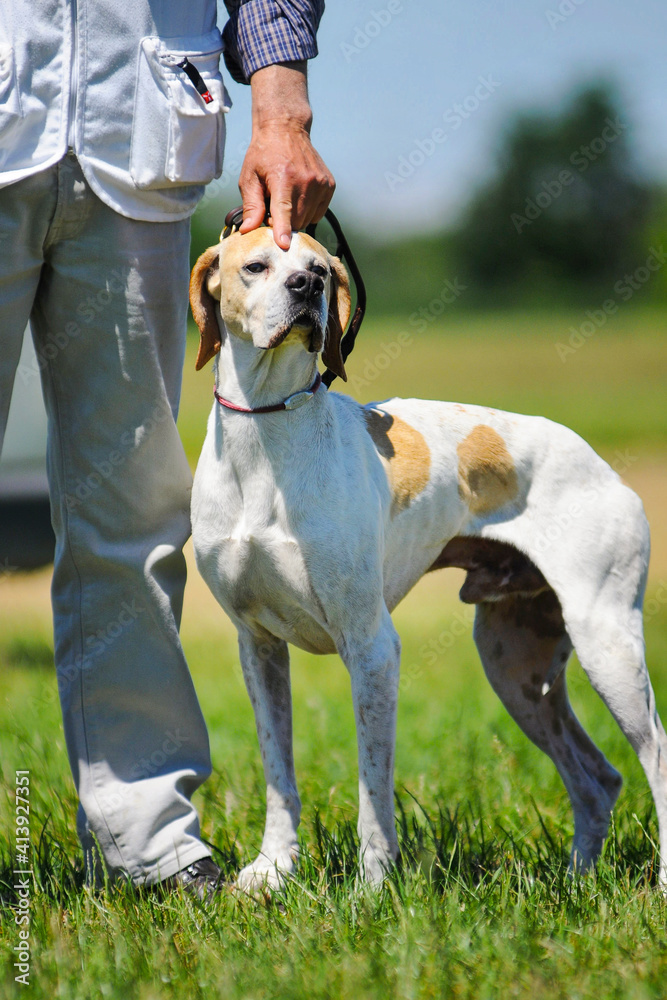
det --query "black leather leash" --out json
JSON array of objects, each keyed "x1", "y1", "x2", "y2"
[{"x1": 221, "y1": 206, "x2": 366, "y2": 388}]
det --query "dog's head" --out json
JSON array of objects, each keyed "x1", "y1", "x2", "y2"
[{"x1": 190, "y1": 228, "x2": 351, "y2": 380}]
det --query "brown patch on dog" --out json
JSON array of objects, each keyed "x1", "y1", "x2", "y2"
[
  {"x1": 321, "y1": 253, "x2": 351, "y2": 382},
  {"x1": 364, "y1": 408, "x2": 431, "y2": 513},
  {"x1": 190, "y1": 245, "x2": 223, "y2": 370},
  {"x1": 457, "y1": 425, "x2": 518, "y2": 515},
  {"x1": 214, "y1": 229, "x2": 279, "y2": 335}
]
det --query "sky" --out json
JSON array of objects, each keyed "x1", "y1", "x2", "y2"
[{"x1": 215, "y1": 0, "x2": 667, "y2": 236}]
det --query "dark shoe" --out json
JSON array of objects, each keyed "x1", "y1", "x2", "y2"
[{"x1": 161, "y1": 856, "x2": 224, "y2": 900}]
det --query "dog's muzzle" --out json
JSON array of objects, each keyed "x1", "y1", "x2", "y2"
[
  {"x1": 266, "y1": 270, "x2": 326, "y2": 352},
  {"x1": 285, "y1": 269, "x2": 325, "y2": 302}
]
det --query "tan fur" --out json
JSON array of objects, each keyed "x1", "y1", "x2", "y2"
[
  {"x1": 364, "y1": 409, "x2": 431, "y2": 513},
  {"x1": 457, "y1": 424, "x2": 518, "y2": 515},
  {"x1": 322, "y1": 255, "x2": 351, "y2": 381},
  {"x1": 190, "y1": 245, "x2": 223, "y2": 371},
  {"x1": 216, "y1": 230, "x2": 270, "y2": 335}
]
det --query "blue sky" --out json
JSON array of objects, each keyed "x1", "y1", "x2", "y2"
[{"x1": 216, "y1": 0, "x2": 667, "y2": 235}]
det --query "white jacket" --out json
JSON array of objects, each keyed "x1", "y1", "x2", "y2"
[{"x1": 0, "y1": 0, "x2": 231, "y2": 220}]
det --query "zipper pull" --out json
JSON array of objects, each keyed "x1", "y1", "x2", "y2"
[{"x1": 175, "y1": 57, "x2": 214, "y2": 105}]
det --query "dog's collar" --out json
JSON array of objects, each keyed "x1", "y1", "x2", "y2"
[{"x1": 214, "y1": 372, "x2": 323, "y2": 414}]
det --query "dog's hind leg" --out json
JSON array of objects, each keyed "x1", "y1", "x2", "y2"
[
  {"x1": 561, "y1": 602, "x2": 667, "y2": 886},
  {"x1": 473, "y1": 590, "x2": 624, "y2": 873},
  {"x1": 234, "y1": 627, "x2": 301, "y2": 893},
  {"x1": 542, "y1": 490, "x2": 667, "y2": 886}
]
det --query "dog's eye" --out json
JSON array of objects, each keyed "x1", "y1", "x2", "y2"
[
  {"x1": 244, "y1": 262, "x2": 266, "y2": 274},
  {"x1": 310, "y1": 264, "x2": 327, "y2": 277}
]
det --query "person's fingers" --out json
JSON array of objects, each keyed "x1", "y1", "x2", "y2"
[
  {"x1": 238, "y1": 170, "x2": 268, "y2": 234},
  {"x1": 236, "y1": 130, "x2": 336, "y2": 244},
  {"x1": 285, "y1": 180, "x2": 334, "y2": 233},
  {"x1": 302, "y1": 185, "x2": 335, "y2": 229},
  {"x1": 269, "y1": 185, "x2": 295, "y2": 249},
  {"x1": 296, "y1": 170, "x2": 336, "y2": 229}
]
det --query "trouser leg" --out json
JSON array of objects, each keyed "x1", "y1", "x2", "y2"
[
  {"x1": 0, "y1": 172, "x2": 50, "y2": 447},
  {"x1": 8, "y1": 155, "x2": 212, "y2": 883}
]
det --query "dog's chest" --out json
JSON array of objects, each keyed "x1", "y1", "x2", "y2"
[{"x1": 192, "y1": 429, "x2": 337, "y2": 652}]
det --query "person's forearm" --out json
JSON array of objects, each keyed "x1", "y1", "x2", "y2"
[
  {"x1": 250, "y1": 61, "x2": 313, "y2": 133},
  {"x1": 237, "y1": 60, "x2": 335, "y2": 248}
]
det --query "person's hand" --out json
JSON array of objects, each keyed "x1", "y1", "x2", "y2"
[{"x1": 238, "y1": 62, "x2": 335, "y2": 249}]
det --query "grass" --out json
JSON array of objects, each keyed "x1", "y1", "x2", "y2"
[{"x1": 1, "y1": 308, "x2": 667, "y2": 998}]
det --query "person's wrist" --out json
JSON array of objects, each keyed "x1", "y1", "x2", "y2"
[
  {"x1": 250, "y1": 62, "x2": 313, "y2": 133},
  {"x1": 251, "y1": 115, "x2": 313, "y2": 137}
]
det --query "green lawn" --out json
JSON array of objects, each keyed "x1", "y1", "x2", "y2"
[{"x1": 1, "y1": 309, "x2": 667, "y2": 999}]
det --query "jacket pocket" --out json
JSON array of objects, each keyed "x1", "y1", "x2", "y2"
[{"x1": 130, "y1": 31, "x2": 231, "y2": 190}]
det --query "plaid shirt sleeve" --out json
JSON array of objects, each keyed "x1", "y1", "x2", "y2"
[{"x1": 222, "y1": 0, "x2": 325, "y2": 84}]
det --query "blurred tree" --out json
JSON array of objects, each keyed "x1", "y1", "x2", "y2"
[{"x1": 453, "y1": 83, "x2": 652, "y2": 296}]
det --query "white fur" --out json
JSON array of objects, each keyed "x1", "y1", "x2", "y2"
[{"x1": 191, "y1": 232, "x2": 667, "y2": 892}]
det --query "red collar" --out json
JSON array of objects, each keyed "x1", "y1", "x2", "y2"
[{"x1": 214, "y1": 372, "x2": 322, "y2": 414}]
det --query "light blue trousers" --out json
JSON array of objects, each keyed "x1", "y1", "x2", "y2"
[{"x1": 0, "y1": 154, "x2": 213, "y2": 884}]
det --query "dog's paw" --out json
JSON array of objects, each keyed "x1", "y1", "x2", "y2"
[
  {"x1": 234, "y1": 852, "x2": 297, "y2": 898},
  {"x1": 359, "y1": 851, "x2": 395, "y2": 887}
]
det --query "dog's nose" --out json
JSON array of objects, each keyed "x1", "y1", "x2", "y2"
[{"x1": 285, "y1": 270, "x2": 324, "y2": 302}]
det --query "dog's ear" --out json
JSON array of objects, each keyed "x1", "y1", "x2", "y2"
[
  {"x1": 322, "y1": 255, "x2": 351, "y2": 383},
  {"x1": 190, "y1": 245, "x2": 223, "y2": 371}
]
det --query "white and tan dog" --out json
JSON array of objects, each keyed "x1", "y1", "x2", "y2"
[{"x1": 189, "y1": 226, "x2": 667, "y2": 892}]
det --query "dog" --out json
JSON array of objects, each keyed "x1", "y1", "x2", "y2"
[{"x1": 189, "y1": 225, "x2": 667, "y2": 893}]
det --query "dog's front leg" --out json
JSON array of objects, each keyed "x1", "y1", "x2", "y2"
[
  {"x1": 235, "y1": 628, "x2": 301, "y2": 894},
  {"x1": 343, "y1": 611, "x2": 401, "y2": 885}
]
